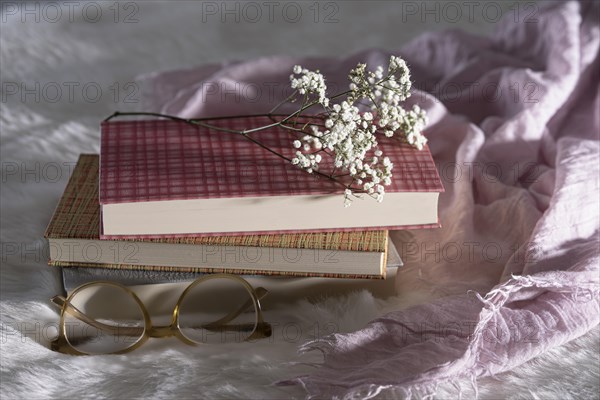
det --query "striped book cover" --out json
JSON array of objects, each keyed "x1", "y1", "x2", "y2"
[
  {"x1": 100, "y1": 115, "x2": 444, "y2": 237},
  {"x1": 45, "y1": 155, "x2": 390, "y2": 279}
]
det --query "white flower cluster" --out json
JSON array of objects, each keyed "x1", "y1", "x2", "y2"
[
  {"x1": 288, "y1": 56, "x2": 427, "y2": 206},
  {"x1": 349, "y1": 55, "x2": 428, "y2": 150},
  {"x1": 290, "y1": 65, "x2": 329, "y2": 107}
]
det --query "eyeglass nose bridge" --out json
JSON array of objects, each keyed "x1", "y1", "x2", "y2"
[{"x1": 147, "y1": 325, "x2": 175, "y2": 338}]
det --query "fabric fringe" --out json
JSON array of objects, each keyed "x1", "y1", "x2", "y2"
[{"x1": 282, "y1": 270, "x2": 599, "y2": 400}]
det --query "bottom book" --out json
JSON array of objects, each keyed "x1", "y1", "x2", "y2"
[{"x1": 60, "y1": 265, "x2": 399, "y2": 307}]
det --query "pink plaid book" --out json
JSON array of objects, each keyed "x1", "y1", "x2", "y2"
[{"x1": 100, "y1": 115, "x2": 444, "y2": 238}]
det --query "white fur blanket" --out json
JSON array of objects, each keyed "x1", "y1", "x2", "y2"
[{"x1": 1, "y1": 1, "x2": 598, "y2": 399}]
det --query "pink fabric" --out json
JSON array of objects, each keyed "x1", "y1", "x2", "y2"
[{"x1": 138, "y1": 1, "x2": 599, "y2": 398}]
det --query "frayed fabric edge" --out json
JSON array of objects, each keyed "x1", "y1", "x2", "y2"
[{"x1": 276, "y1": 271, "x2": 598, "y2": 399}]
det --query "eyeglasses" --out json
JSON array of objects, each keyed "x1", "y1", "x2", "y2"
[{"x1": 50, "y1": 274, "x2": 272, "y2": 355}]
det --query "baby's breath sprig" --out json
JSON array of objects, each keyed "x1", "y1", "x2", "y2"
[
  {"x1": 284, "y1": 55, "x2": 428, "y2": 206},
  {"x1": 105, "y1": 55, "x2": 428, "y2": 207}
]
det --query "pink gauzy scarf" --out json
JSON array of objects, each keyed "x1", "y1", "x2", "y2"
[{"x1": 138, "y1": 1, "x2": 599, "y2": 398}]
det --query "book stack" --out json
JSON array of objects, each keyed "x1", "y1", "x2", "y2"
[{"x1": 45, "y1": 115, "x2": 443, "y2": 297}]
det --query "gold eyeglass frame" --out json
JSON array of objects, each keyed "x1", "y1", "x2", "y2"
[{"x1": 50, "y1": 274, "x2": 272, "y2": 355}]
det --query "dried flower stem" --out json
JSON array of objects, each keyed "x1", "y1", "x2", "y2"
[{"x1": 104, "y1": 110, "x2": 360, "y2": 192}]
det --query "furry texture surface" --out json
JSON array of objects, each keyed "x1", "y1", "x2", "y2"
[{"x1": 1, "y1": 2, "x2": 599, "y2": 399}]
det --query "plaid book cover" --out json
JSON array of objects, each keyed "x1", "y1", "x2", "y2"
[
  {"x1": 100, "y1": 115, "x2": 444, "y2": 204},
  {"x1": 46, "y1": 155, "x2": 389, "y2": 252}
]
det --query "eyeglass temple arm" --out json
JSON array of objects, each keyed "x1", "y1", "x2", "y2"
[
  {"x1": 51, "y1": 296, "x2": 144, "y2": 337},
  {"x1": 199, "y1": 287, "x2": 269, "y2": 330}
]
